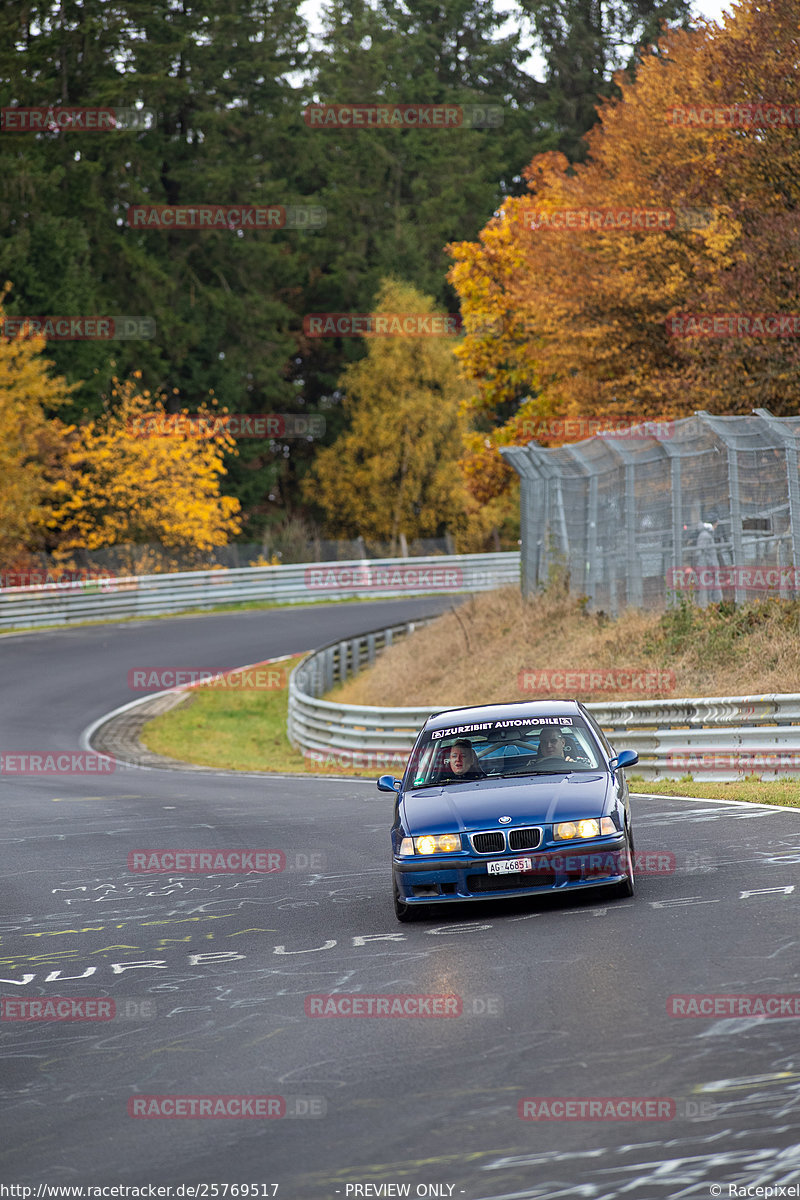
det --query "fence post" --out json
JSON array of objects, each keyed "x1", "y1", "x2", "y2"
[{"x1": 754, "y1": 408, "x2": 800, "y2": 584}]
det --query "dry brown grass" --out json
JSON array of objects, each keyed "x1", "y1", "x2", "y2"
[{"x1": 331, "y1": 585, "x2": 800, "y2": 707}]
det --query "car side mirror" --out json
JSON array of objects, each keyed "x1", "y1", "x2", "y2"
[
  {"x1": 608, "y1": 749, "x2": 638, "y2": 772},
  {"x1": 377, "y1": 775, "x2": 402, "y2": 792}
]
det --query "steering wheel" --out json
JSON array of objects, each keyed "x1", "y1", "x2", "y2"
[
  {"x1": 533, "y1": 755, "x2": 573, "y2": 770},
  {"x1": 563, "y1": 739, "x2": 592, "y2": 765}
]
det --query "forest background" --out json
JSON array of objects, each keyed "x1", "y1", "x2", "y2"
[{"x1": 2, "y1": 0, "x2": 794, "y2": 574}]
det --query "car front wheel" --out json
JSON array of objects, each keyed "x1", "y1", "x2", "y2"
[
  {"x1": 393, "y1": 874, "x2": 424, "y2": 922},
  {"x1": 611, "y1": 828, "x2": 635, "y2": 898}
]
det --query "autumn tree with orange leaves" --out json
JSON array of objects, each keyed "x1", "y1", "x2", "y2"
[{"x1": 448, "y1": 0, "x2": 800, "y2": 505}]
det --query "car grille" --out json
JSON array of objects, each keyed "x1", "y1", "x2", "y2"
[
  {"x1": 469, "y1": 826, "x2": 542, "y2": 854},
  {"x1": 468, "y1": 871, "x2": 555, "y2": 892},
  {"x1": 509, "y1": 827, "x2": 542, "y2": 851},
  {"x1": 471, "y1": 831, "x2": 505, "y2": 854}
]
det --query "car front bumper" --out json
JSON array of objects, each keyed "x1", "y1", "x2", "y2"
[{"x1": 393, "y1": 835, "x2": 627, "y2": 905}]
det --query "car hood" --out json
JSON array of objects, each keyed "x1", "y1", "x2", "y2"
[{"x1": 400, "y1": 773, "x2": 610, "y2": 835}]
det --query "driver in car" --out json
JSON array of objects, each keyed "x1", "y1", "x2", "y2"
[
  {"x1": 443, "y1": 738, "x2": 485, "y2": 780},
  {"x1": 535, "y1": 728, "x2": 578, "y2": 763}
]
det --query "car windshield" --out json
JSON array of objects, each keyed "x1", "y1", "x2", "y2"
[{"x1": 405, "y1": 717, "x2": 603, "y2": 788}]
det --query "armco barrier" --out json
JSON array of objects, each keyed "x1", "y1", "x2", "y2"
[
  {"x1": 594, "y1": 695, "x2": 800, "y2": 780},
  {"x1": 287, "y1": 620, "x2": 437, "y2": 767},
  {"x1": 288, "y1": 625, "x2": 800, "y2": 780},
  {"x1": 0, "y1": 553, "x2": 519, "y2": 630}
]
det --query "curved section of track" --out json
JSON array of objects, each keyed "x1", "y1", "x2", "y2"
[{"x1": 1, "y1": 597, "x2": 799, "y2": 1197}]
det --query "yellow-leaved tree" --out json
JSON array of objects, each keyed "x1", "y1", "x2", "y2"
[
  {"x1": 0, "y1": 283, "x2": 74, "y2": 567},
  {"x1": 44, "y1": 376, "x2": 242, "y2": 570},
  {"x1": 303, "y1": 279, "x2": 515, "y2": 552}
]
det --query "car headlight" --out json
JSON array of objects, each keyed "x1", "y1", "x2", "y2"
[
  {"x1": 400, "y1": 834, "x2": 462, "y2": 855},
  {"x1": 555, "y1": 818, "x2": 604, "y2": 840}
]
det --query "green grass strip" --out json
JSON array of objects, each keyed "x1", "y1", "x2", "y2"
[
  {"x1": 139, "y1": 654, "x2": 380, "y2": 777},
  {"x1": 628, "y1": 774, "x2": 800, "y2": 808}
]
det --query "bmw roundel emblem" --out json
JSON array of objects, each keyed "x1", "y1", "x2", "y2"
[{"x1": 498, "y1": 815, "x2": 512, "y2": 824}]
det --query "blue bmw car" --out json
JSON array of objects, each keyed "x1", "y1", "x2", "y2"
[{"x1": 378, "y1": 700, "x2": 639, "y2": 921}]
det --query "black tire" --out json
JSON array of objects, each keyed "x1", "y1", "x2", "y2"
[
  {"x1": 610, "y1": 828, "x2": 635, "y2": 898},
  {"x1": 393, "y1": 875, "x2": 422, "y2": 922}
]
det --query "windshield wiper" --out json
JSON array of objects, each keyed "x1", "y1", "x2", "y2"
[
  {"x1": 499, "y1": 768, "x2": 574, "y2": 777},
  {"x1": 411, "y1": 779, "x2": 469, "y2": 790}
]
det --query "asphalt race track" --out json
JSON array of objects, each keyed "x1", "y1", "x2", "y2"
[{"x1": 1, "y1": 598, "x2": 799, "y2": 1199}]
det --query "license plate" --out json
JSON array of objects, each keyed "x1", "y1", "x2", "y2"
[{"x1": 487, "y1": 858, "x2": 532, "y2": 875}]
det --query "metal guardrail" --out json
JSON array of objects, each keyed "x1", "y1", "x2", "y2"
[
  {"x1": 288, "y1": 623, "x2": 800, "y2": 780},
  {"x1": 287, "y1": 619, "x2": 437, "y2": 769},
  {"x1": 0, "y1": 552, "x2": 520, "y2": 630},
  {"x1": 594, "y1": 696, "x2": 800, "y2": 780}
]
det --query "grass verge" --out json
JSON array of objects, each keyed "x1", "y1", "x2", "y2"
[
  {"x1": 138, "y1": 655, "x2": 381, "y2": 777},
  {"x1": 628, "y1": 774, "x2": 800, "y2": 808},
  {"x1": 330, "y1": 585, "x2": 800, "y2": 706}
]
